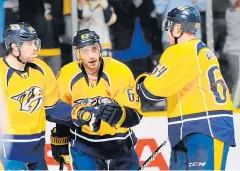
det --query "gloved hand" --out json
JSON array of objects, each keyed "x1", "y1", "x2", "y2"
[
  {"x1": 98, "y1": 103, "x2": 126, "y2": 129},
  {"x1": 50, "y1": 125, "x2": 70, "y2": 165},
  {"x1": 71, "y1": 104, "x2": 101, "y2": 132}
]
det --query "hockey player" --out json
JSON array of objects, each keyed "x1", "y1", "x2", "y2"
[
  {"x1": 136, "y1": 6, "x2": 235, "y2": 170},
  {"x1": 0, "y1": 22, "x2": 83, "y2": 170},
  {"x1": 50, "y1": 29, "x2": 142, "y2": 170}
]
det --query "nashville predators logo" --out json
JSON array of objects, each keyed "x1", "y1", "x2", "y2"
[
  {"x1": 10, "y1": 24, "x2": 20, "y2": 30},
  {"x1": 81, "y1": 33, "x2": 89, "y2": 40},
  {"x1": 11, "y1": 86, "x2": 44, "y2": 114}
]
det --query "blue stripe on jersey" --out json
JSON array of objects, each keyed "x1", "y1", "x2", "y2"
[
  {"x1": 6, "y1": 68, "x2": 14, "y2": 87},
  {"x1": 45, "y1": 100, "x2": 72, "y2": 126},
  {"x1": 70, "y1": 72, "x2": 85, "y2": 91},
  {"x1": 196, "y1": 41, "x2": 207, "y2": 55},
  {"x1": 139, "y1": 82, "x2": 165, "y2": 102},
  {"x1": 1, "y1": 137, "x2": 45, "y2": 163},
  {"x1": 168, "y1": 110, "x2": 235, "y2": 148},
  {"x1": 101, "y1": 72, "x2": 110, "y2": 86},
  {"x1": 2, "y1": 131, "x2": 45, "y2": 140},
  {"x1": 29, "y1": 62, "x2": 45, "y2": 75},
  {"x1": 168, "y1": 110, "x2": 233, "y2": 122}
]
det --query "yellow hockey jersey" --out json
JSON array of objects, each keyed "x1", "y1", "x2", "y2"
[
  {"x1": 57, "y1": 57, "x2": 142, "y2": 159},
  {"x1": 0, "y1": 57, "x2": 72, "y2": 162},
  {"x1": 139, "y1": 39, "x2": 235, "y2": 147}
]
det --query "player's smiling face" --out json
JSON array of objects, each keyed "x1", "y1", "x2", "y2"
[{"x1": 78, "y1": 44, "x2": 101, "y2": 70}]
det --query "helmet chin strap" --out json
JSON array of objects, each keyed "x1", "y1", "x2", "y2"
[
  {"x1": 170, "y1": 30, "x2": 183, "y2": 44},
  {"x1": 13, "y1": 49, "x2": 26, "y2": 64}
]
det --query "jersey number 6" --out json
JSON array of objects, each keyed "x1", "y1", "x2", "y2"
[
  {"x1": 127, "y1": 89, "x2": 139, "y2": 102},
  {"x1": 207, "y1": 65, "x2": 227, "y2": 104}
]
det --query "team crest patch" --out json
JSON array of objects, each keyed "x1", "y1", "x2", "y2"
[
  {"x1": 11, "y1": 86, "x2": 44, "y2": 114},
  {"x1": 81, "y1": 33, "x2": 89, "y2": 40},
  {"x1": 10, "y1": 24, "x2": 20, "y2": 30}
]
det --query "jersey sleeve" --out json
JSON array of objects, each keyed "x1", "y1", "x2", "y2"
[
  {"x1": 113, "y1": 66, "x2": 143, "y2": 128},
  {"x1": 43, "y1": 64, "x2": 60, "y2": 107},
  {"x1": 42, "y1": 62, "x2": 72, "y2": 126},
  {"x1": 142, "y1": 46, "x2": 200, "y2": 98},
  {"x1": 56, "y1": 69, "x2": 72, "y2": 104},
  {"x1": 113, "y1": 66, "x2": 140, "y2": 110}
]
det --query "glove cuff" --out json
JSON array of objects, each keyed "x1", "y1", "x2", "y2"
[{"x1": 114, "y1": 106, "x2": 127, "y2": 129}]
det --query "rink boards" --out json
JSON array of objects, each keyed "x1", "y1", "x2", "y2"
[{"x1": 44, "y1": 112, "x2": 240, "y2": 170}]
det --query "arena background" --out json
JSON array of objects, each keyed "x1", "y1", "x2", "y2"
[{"x1": 1, "y1": 0, "x2": 239, "y2": 170}]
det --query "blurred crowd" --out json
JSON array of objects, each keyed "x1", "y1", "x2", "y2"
[{"x1": 1, "y1": 0, "x2": 240, "y2": 108}]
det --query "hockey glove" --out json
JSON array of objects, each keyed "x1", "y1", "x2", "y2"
[
  {"x1": 98, "y1": 103, "x2": 127, "y2": 129},
  {"x1": 71, "y1": 104, "x2": 101, "y2": 132},
  {"x1": 50, "y1": 126, "x2": 70, "y2": 165}
]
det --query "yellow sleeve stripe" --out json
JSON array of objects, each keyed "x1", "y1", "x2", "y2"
[
  {"x1": 114, "y1": 107, "x2": 127, "y2": 128},
  {"x1": 63, "y1": 0, "x2": 71, "y2": 15},
  {"x1": 213, "y1": 138, "x2": 224, "y2": 170},
  {"x1": 102, "y1": 43, "x2": 112, "y2": 49},
  {"x1": 37, "y1": 48, "x2": 61, "y2": 57}
]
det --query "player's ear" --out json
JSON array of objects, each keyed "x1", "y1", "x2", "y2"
[
  {"x1": 174, "y1": 24, "x2": 182, "y2": 36},
  {"x1": 175, "y1": 24, "x2": 182, "y2": 32},
  {"x1": 11, "y1": 43, "x2": 21, "y2": 56},
  {"x1": 11, "y1": 43, "x2": 18, "y2": 51}
]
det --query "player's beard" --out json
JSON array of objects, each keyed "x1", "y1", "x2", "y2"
[
  {"x1": 83, "y1": 60, "x2": 100, "y2": 78},
  {"x1": 84, "y1": 58, "x2": 100, "y2": 71},
  {"x1": 23, "y1": 52, "x2": 37, "y2": 63}
]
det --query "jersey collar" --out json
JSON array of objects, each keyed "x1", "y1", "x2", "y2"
[{"x1": 80, "y1": 58, "x2": 104, "y2": 86}]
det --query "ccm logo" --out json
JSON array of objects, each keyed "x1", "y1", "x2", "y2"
[{"x1": 189, "y1": 162, "x2": 206, "y2": 167}]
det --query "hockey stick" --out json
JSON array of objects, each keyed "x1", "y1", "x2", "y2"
[{"x1": 138, "y1": 140, "x2": 167, "y2": 170}]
